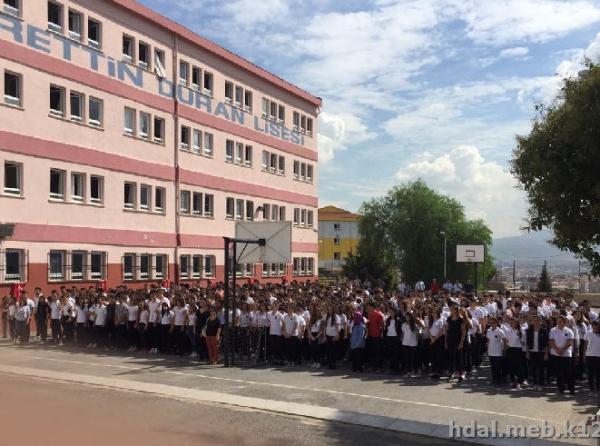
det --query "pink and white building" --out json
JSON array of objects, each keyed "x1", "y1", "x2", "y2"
[{"x1": 0, "y1": 0, "x2": 320, "y2": 295}]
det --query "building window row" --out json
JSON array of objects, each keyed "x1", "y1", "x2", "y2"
[
  {"x1": 293, "y1": 208, "x2": 314, "y2": 228},
  {"x1": 47, "y1": 1, "x2": 102, "y2": 50},
  {"x1": 293, "y1": 111, "x2": 314, "y2": 137},
  {"x1": 262, "y1": 203, "x2": 286, "y2": 222},
  {"x1": 293, "y1": 160, "x2": 314, "y2": 183},
  {"x1": 179, "y1": 189, "x2": 214, "y2": 217},
  {"x1": 226, "y1": 197, "x2": 255, "y2": 221},
  {"x1": 225, "y1": 80, "x2": 252, "y2": 112},
  {"x1": 124, "y1": 106, "x2": 165, "y2": 144},
  {"x1": 179, "y1": 254, "x2": 216, "y2": 279},
  {"x1": 48, "y1": 168, "x2": 104, "y2": 205},
  {"x1": 226, "y1": 139, "x2": 252, "y2": 167},
  {"x1": 122, "y1": 34, "x2": 166, "y2": 76},
  {"x1": 293, "y1": 257, "x2": 315, "y2": 276},
  {"x1": 179, "y1": 60, "x2": 213, "y2": 96},
  {"x1": 180, "y1": 125, "x2": 214, "y2": 157},
  {"x1": 48, "y1": 250, "x2": 106, "y2": 282},
  {"x1": 262, "y1": 263, "x2": 286, "y2": 278},
  {"x1": 261, "y1": 150, "x2": 285, "y2": 176},
  {"x1": 123, "y1": 253, "x2": 168, "y2": 281},
  {"x1": 262, "y1": 97, "x2": 285, "y2": 124},
  {"x1": 123, "y1": 182, "x2": 166, "y2": 213},
  {"x1": 0, "y1": 249, "x2": 27, "y2": 283},
  {"x1": 50, "y1": 84, "x2": 103, "y2": 128}
]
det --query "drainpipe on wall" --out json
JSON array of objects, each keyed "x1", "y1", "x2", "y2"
[{"x1": 172, "y1": 32, "x2": 181, "y2": 285}]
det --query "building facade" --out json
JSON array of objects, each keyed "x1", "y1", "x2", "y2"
[
  {"x1": 318, "y1": 206, "x2": 359, "y2": 272},
  {"x1": 0, "y1": 0, "x2": 320, "y2": 294}
]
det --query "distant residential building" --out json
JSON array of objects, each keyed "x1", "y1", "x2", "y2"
[{"x1": 318, "y1": 206, "x2": 360, "y2": 271}]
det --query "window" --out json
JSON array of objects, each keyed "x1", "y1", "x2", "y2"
[
  {"x1": 153, "y1": 117, "x2": 165, "y2": 143},
  {"x1": 71, "y1": 251, "x2": 85, "y2": 280},
  {"x1": 179, "y1": 61, "x2": 189, "y2": 85},
  {"x1": 122, "y1": 35, "x2": 134, "y2": 62},
  {"x1": 204, "y1": 194, "x2": 214, "y2": 217},
  {"x1": 244, "y1": 90, "x2": 252, "y2": 111},
  {"x1": 333, "y1": 223, "x2": 341, "y2": 232},
  {"x1": 279, "y1": 206, "x2": 286, "y2": 222},
  {"x1": 4, "y1": 249, "x2": 24, "y2": 281},
  {"x1": 293, "y1": 208, "x2": 299, "y2": 225},
  {"x1": 90, "y1": 175, "x2": 103, "y2": 204},
  {"x1": 236, "y1": 199, "x2": 244, "y2": 220},
  {"x1": 300, "y1": 163, "x2": 306, "y2": 181},
  {"x1": 334, "y1": 237, "x2": 340, "y2": 246},
  {"x1": 155, "y1": 187, "x2": 166, "y2": 213},
  {"x1": 3, "y1": 0, "x2": 19, "y2": 17},
  {"x1": 307, "y1": 118, "x2": 313, "y2": 136},
  {"x1": 307, "y1": 258, "x2": 314, "y2": 275},
  {"x1": 49, "y1": 85, "x2": 65, "y2": 116},
  {"x1": 235, "y1": 85, "x2": 243, "y2": 106},
  {"x1": 244, "y1": 145, "x2": 252, "y2": 167},
  {"x1": 49, "y1": 250, "x2": 65, "y2": 280},
  {"x1": 270, "y1": 153, "x2": 277, "y2": 173},
  {"x1": 262, "y1": 98, "x2": 269, "y2": 118},
  {"x1": 4, "y1": 71, "x2": 21, "y2": 107},
  {"x1": 301, "y1": 115, "x2": 307, "y2": 133},
  {"x1": 226, "y1": 197, "x2": 234, "y2": 219},
  {"x1": 124, "y1": 182, "x2": 136, "y2": 209},
  {"x1": 71, "y1": 172, "x2": 84, "y2": 202},
  {"x1": 135, "y1": 42, "x2": 149, "y2": 70},
  {"x1": 69, "y1": 91, "x2": 84, "y2": 122},
  {"x1": 180, "y1": 125, "x2": 190, "y2": 151},
  {"x1": 225, "y1": 140, "x2": 234, "y2": 163},
  {"x1": 278, "y1": 105, "x2": 285, "y2": 123},
  {"x1": 90, "y1": 252, "x2": 105, "y2": 279},
  {"x1": 139, "y1": 112, "x2": 150, "y2": 139},
  {"x1": 180, "y1": 255, "x2": 190, "y2": 279},
  {"x1": 270, "y1": 101, "x2": 277, "y2": 120},
  {"x1": 48, "y1": 2, "x2": 63, "y2": 32},
  {"x1": 334, "y1": 252, "x2": 341, "y2": 261},
  {"x1": 192, "y1": 67, "x2": 201, "y2": 90},
  {"x1": 140, "y1": 184, "x2": 150, "y2": 210},
  {"x1": 307, "y1": 165, "x2": 313, "y2": 183},
  {"x1": 123, "y1": 254, "x2": 135, "y2": 280},
  {"x1": 235, "y1": 142, "x2": 243, "y2": 164},
  {"x1": 68, "y1": 9, "x2": 82, "y2": 41},
  {"x1": 307, "y1": 210, "x2": 314, "y2": 228},
  {"x1": 192, "y1": 129, "x2": 202, "y2": 154},
  {"x1": 246, "y1": 201, "x2": 254, "y2": 221},
  {"x1": 225, "y1": 81, "x2": 233, "y2": 103},
  {"x1": 88, "y1": 97, "x2": 103, "y2": 127},
  {"x1": 204, "y1": 132, "x2": 214, "y2": 157},
  {"x1": 155, "y1": 255, "x2": 166, "y2": 279},
  {"x1": 139, "y1": 254, "x2": 150, "y2": 279},
  {"x1": 300, "y1": 209, "x2": 307, "y2": 227},
  {"x1": 192, "y1": 192, "x2": 202, "y2": 215},
  {"x1": 271, "y1": 205, "x2": 279, "y2": 222},
  {"x1": 263, "y1": 204, "x2": 270, "y2": 221},
  {"x1": 293, "y1": 160, "x2": 299, "y2": 179},
  {"x1": 49, "y1": 169, "x2": 65, "y2": 200},
  {"x1": 124, "y1": 107, "x2": 135, "y2": 135},
  {"x1": 204, "y1": 255, "x2": 215, "y2": 277},
  {"x1": 203, "y1": 72, "x2": 213, "y2": 95},
  {"x1": 262, "y1": 151, "x2": 269, "y2": 171},
  {"x1": 180, "y1": 190, "x2": 190, "y2": 214},
  {"x1": 278, "y1": 156, "x2": 285, "y2": 175},
  {"x1": 154, "y1": 49, "x2": 166, "y2": 78},
  {"x1": 293, "y1": 112, "x2": 300, "y2": 130},
  {"x1": 3, "y1": 162, "x2": 21, "y2": 195},
  {"x1": 192, "y1": 255, "x2": 202, "y2": 279},
  {"x1": 88, "y1": 18, "x2": 101, "y2": 49}
]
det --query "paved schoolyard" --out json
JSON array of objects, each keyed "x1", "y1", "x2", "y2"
[{"x1": 0, "y1": 340, "x2": 596, "y2": 446}]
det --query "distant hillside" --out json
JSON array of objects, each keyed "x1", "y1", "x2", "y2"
[{"x1": 491, "y1": 230, "x2": 579, "y2": 268}]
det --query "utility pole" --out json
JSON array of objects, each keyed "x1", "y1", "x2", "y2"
[{"x1": 513, "y1": 260, "x2": 516, "y2": 290}]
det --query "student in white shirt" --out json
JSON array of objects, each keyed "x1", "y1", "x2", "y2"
[
  {"x1": 584, "y1": 320, "x2": 600, "y2": 392},
  {"x1": 282, "y1": 306, "x2": 299, "y2": 366},
  {"x1": 267, "y1": 303, "x2": 284, "y2": 365},
  {"x1": 402, "y1": 313, "x2": 422, "y2": 377},
  {"x1": 308, "y1": 307, "x2": 325, "y2": 368},
  {"x1": 324, "y1": 306, "x2": 340, "y2": 369},
  {"x1": 74, "y1": 300, "x2": 89, "y2": 347},
  {"x1": 94, "y1": 301, "x2": 108, "y2": 348},
  {"x1": 126, "y1": 300, "x2": 140, "y2": 351},
  {"x1": 49, "y1": 294, "x2": 63, "y2": 346},
  {"x1": 384, "y1": 307, "x2": 401, "y2": 373},
  {"x1": 147, "y1": 293, "x2": 161, "y2": 354},
  {"x1": 486, "y1": 317, "x2": 505, "y2": 386},
  {"x1": 504, "y1": 318, "x2": 524, "y2": 390},
  {"x1": 428, "y1": 308, "x2": 445, "y2": 379},
  {"x1": 171, "y1": 298, "x2": 188, "y2": 355},
  {"x1": 549, "y1": 315, "x2": 575, "y2": 394},
  {"x1": 138, "y1": 302, "x2": 149, "y2": 351}
]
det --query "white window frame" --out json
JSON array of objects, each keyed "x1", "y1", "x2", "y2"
[
  {"x1": 70, "y1": 172, "x2": 85, "y2": 202},
  {"x1": 204, "y1": 194, "x2": 214, "y2": 217},
  {"x1": 226, "y1": 197, "x2": 234, "y2": 219},
  {"x1": 153, "y1": 116, "x2": 165, "y2": 143},
  {"x1": 4, "y1": 71, "x2": 21, "y2": 107},
  {"x1": 49, "y1": 168, "x2": 65, "y2": 200},
  {"x1": 179, "y1": 255, "x2": 190, "y2": 280},
  {"x1": 69, "y1": 91, "x2": 84, "y2": 122},
  {"x1": 192, "y1": 129, "x2": 202, "y2": 154},
  {"x1": 90, "y1": 251, "x2": 106, "y2": 280},
  {"x1": 179, "y1": 60, "x2": 189, "y2": 85},
  {"x1": 124, "y1": 107, "x2": 136, "y2": 135},
  {"x1": 49, "y1": 85, "x2": 65, "y2": 117},
  {"x1": 180, "y1": 125, "x2": 190, "y2": 151},
  {"x1": 236, "y1": 199, "x2": 244, "y2": 220},
  {"x1": 138, "y1": 41, "x2": 151, "y2": 70},
  {"x1": 124, "y1": 182, "x2": 136, "y2": 209},
  {"x1": 70, "y1": 250, "x2": 86, "y2": 280},
  {"x1": 204, "y1": 255, "x2": 215, "y2": 278},
  {"x1": 88, "y1": 97, "x2": 103, "y2": 127},
  {"x1": 47, "y1": 1, "x2": 63, "y2": 33},
  {"x1": 87, "y1": 17, "x2": 101, "y2": 49},
  {"x1": 180, "y1": 190, "x2": 191, "y2": 214},
  {"x1": 90, "y1": 175, "x2": 103, "y2": 204},
  {"x1": 3, "y1": 248, "x2": 25, "y2": 282},
  {"x1": 139, "y1": 254, "x2": 150, "y2": 280},
  {"x1": 192, "y1": 255, "x2": 202, "y2": 279},
  {"x1": 3, "y1": 161, "x2": 21, "y2": 196},
  {"x1": 140, "y1": 184, "x2": 151, "y2": 211},
  {"x1": 192, "y1": 192, "x2": 203, "y2": 216},
  {"x1": 68, "y1": 8, "x2": 83, "y2": 41},
  {"x1": 122, "y1": 35, "x2": 135, "y2": 63},
  {"x1": 3, "y1": 0, "x2": 20, "y2": 17},
  {"x1": 139, "y1": 111, "x2": 151, "y2": 139},
  {"x1": 203, "y1": 132, "x2": 214, "y2": 157},
  {"x1": 155, "y1": 187, "x2": 166, "y2": 213},
  {"x1": 48, "y1": 250, "x2": 65, "y2": 281},
  {"x1": 123, "y1": 253, "x2": 136, "y2": 281},
  {"x1": 225, "y1": 140, "x2": 234, "y2": 163},
  {"x1": 225, "y1": 81, "x2": 233, "y2": 103}
]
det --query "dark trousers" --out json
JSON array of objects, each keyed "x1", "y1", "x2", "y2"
[
  {"x1": 128, "y1": 321, "x2": 138, "y2": 348},
  {"x1": 326, "y1": 336, "x2": 337, "y2": 369},
  {"x1": 528, "y1": 351, "x2": 546, "y2": 386},
  {"x1": 138, "y1": 323, "x2": 147, "y2": 349},
  {"x1": 51, "y1": 318, "x2": 62, "y2": 344},
  {"x1": 587, "y1": 356, "x2": 600, "y2": 391},
  {"x1": 367, "y1": 337, "x2": 383, "y2": 369},
  {"x1": 16, "y1": 320, "x2": 28, "y2": 342},
  {"x1": 385, "y1": 337, "x2": 401, "y2": 372},
  {"x1": 105, "y1": 321, "x2": 116, "y2": 347},
  {"x1": 8, "y1": 318, "x2": 15, "y2": 339},
  {"x1": 447, "y1": 343, "x2": 463, "y2": 374},
  {"x1": 116, "y1": 324, "x2": 127, "y2": 349},
  {"x1": 173, "y1": 326, "x2": 185, "y2": 354},
  {"x1": 350, "y1": 348, "x2": 364, "y2": 372},
  {"x1": 552, "y1": 356, "x2": 574, "y2": 393},
  {"x1": 76, "y1": 322, "x2": 87, "y2": 346},
  {"x1": 270, "y1": 334, "x2": 283, "y2": 363},
  {"x1": 430, "y1": 337, "x2": 445, "y2": 375},
  {"x1": 284, "y1": 336, "x2": 299, "y2": 364},
  {"x1": 1, "y1": 313, "x2": 7, "y2": 338},
  {"x1": 403, "y1": 345, "x2": 418, "y2": 373},
  {"x1": 94, "y1": 325, "x2": 105, "y2": 346},
  {"x1": 506, "y1": 347, "x2": 524, "y2": 384},
  {"x1": 37, "y1": 318, "x2": 48, "y2": 342},
  {"x1": 490, "y1": 356, "x2": 503, "y2": 385},
  {"x1": 62, "y1": 317, "x2": 74, "y2": 343},
  {"x1": 309, "y1": 336, "x2": 322, "y2": 364},
  {"x1": 159, "y1": 324, "x2": 171, "y2": 353}
]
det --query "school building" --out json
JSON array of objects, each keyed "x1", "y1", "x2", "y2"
[
  {"x1": 0, "y1": 0, "x2": 320, "y2": 295},
  {"x1": 318, "y1": 206, "x2": 360, "y2": 273}
]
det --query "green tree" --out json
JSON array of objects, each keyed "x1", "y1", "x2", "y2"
[
  {"x1": 512, "y1": 60, "x2": 600, "y2": 275},
  {"x1": 537, "y1": 261, "x2": 552, "y2": 292},
  {"x1": 344, "y1": 180, "x2": 495, "y2": 287}
]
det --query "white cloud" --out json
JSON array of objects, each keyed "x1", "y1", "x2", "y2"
[
  {"x1": 499, "y1": 47, "x2": 530, "y2": 58},
  {"x1": 318, "y1": 112, "x2": 377, "y2": 163},
  {"x1": 555, "y1": 32, "x2": 600, "y2": 77},
  {"x1": 223, "y1": 0, "x2": 290, "y2": 25},
  {"x1": 395, "y1": 145, "x2": 527, "y2": 237}
]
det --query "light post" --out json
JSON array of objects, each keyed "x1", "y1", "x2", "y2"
[{"x1": 440, "y1": 231, "x2": 447, "y2": 280}]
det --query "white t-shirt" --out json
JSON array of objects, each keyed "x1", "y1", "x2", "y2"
[
  {"x1": 254, "y1": 311, "x2": 268, "y2": 327},
  {"x1": 401, "y1": 323, "x2": 419, "y2": 347},
  {"x1": 325, "y1": 315, "x2": 340, "y2": 337},
  {"x1": 585, "y1": 331, "x2": 600, "y2": 357},
  {"x1": 429, "y1": 318, "x2": 444, "y2": 338},
  {"x1": 550, "y1": 327, "x2": 574, "y2": 357},
  {"x1": 94, "y1": 306, "x2": 107, "y2": 326},
  {"x1": 50, "y1": 302, "x2": 61, "y2": 320},
  {"x1": 386, "y1": 319, "x2": 398, "y2": 337},
  {"x1": 139, "y1": 309, "x2": 149, "y2": 325},
  {"x1": 148, "y1": 300, "x2": 160, "y2": 324},
  {"x1": 297, "y1": 314, "x2": 306, "y2": 339},
  {"x1": 267, "y1": 312, "x2": 283, "y2": 336},
  {"x1": 504, "y1": 327, "x2": 523, "y2": 349},
  {"x1": 173, "y1": 307, "x2": 187, "y2": 326},
  {"x1": 75, "y1": 306, "x2": 88, "y2": 324},
  {"x1": 160, "y1": 310, "x2": 174, "y2": 325},
  {"x1": 127, "y1": 305, "x2": 139, "y2": 322},
  {"x1": 486, "y1": 327, "x2": 505, "y2": 357},
  {"x1": 283, "y1": 313, "x2": 299, "y2": 337}
]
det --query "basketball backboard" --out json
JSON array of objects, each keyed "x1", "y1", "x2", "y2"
[
  {"x1": 235, "y1": 221, "x2": 292, "y2": 264},
  {"x1": 456, "y1": 245, "x2": 484, "y2": 263}
]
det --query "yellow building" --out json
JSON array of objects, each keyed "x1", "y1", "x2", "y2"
[{"x1": 318, "y1": 206, "x2": 360, "y2": 271}]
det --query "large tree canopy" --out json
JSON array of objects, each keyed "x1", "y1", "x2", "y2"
[
  {"x1": 512, "y1": 61, "x2": 600, "y2": 275},
  {"x1": 344, "y1": 180, "x2": 494, "y2": 288}
]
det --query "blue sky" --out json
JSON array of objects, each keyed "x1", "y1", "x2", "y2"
[{"x1": 141, "y1": 0, "x2": 600, "y2": 237}]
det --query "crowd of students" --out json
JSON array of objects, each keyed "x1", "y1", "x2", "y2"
[{"x1": 2, "y1": 280, "x2": 600, "y2": 396}]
